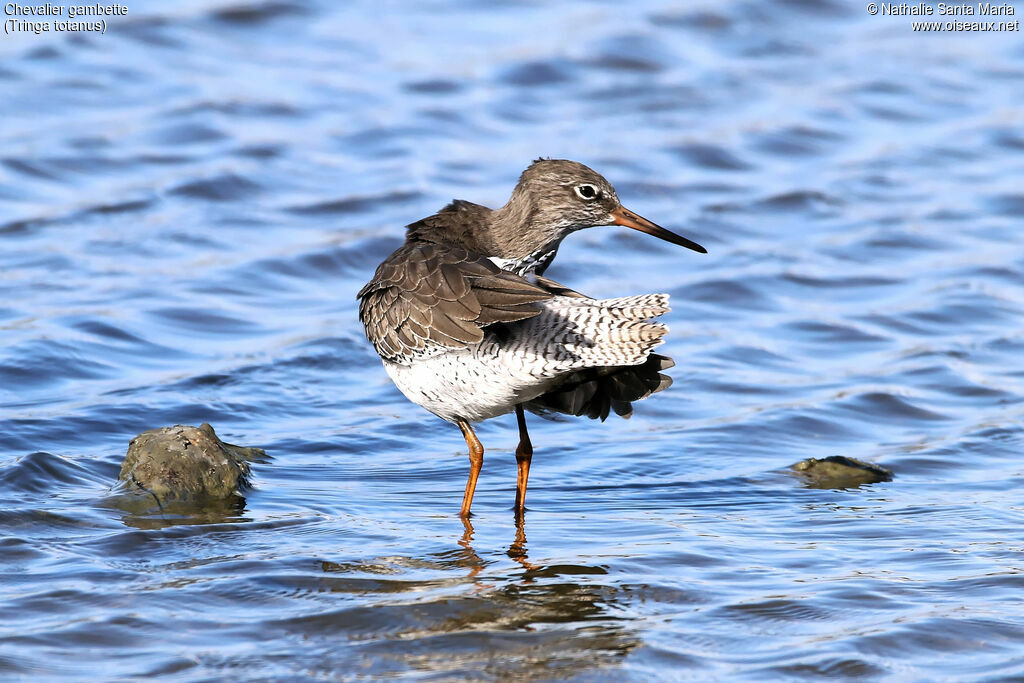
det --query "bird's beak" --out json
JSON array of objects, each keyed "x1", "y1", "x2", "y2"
[{"x1": 610, "y1": 206, "x2": 707, "y2": 254}]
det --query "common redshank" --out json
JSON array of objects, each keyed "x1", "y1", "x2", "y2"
[{"x1": 357, "y1": 159, "x2": 706, "y2": 517}]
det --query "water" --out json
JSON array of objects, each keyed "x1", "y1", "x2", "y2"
[{"x1": 2, "y1": 0, "x2": 1024, "y2": 678}]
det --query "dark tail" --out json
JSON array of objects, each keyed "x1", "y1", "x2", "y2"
[{"x1": 525, "y1": 353, "x2": 674, "y2": 421}]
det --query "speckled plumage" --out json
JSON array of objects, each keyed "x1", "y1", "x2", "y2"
[
  {"x1": 357, "y1": 159, "x2": 706, "y2": 516},
  {"x1": 380, "y1": 291, "x2": 671, "y2": 423}
]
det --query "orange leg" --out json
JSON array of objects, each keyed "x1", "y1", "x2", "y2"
[
  {"x1": 458, "y1": 419, "x2": 484, "y2": 518},
  {"x1": 514, "y1": 404, "x2": 533, "y2": 515}
]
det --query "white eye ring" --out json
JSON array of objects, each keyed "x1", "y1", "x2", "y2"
[{"x1": 574, "y1": 184, "x2": 599, "y2": 200}]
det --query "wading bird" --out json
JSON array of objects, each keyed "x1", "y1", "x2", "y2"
[{"x1": 358, "y1": 159, "x2": 706, "y2": 517}]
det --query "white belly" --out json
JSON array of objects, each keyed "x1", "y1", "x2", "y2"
[{"x1": 383, "y1": 345, "x2": 558, "y2": 424}]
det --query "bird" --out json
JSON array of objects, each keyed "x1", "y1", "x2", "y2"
[{"x1": 357, "y1": 159, "x2": 706, "y2": 518}]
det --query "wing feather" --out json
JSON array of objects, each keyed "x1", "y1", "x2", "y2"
[
  {"x1": 358, "y1": 242, "x2": 552, "y2": 362},
  {"x1": 522, "y1": 275, "x2": 676, "y2": 421}
]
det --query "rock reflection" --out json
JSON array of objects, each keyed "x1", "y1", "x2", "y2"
[{"x1": 102, "y1": 493, "x2": 249, "y2": 529}]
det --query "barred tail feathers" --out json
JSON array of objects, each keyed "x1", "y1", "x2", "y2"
[{"x1": 503, "y1": 293, "x2": 671, "y2": 375}]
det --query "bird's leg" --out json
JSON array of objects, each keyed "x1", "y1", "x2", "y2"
[
  {"x1": 457, "y1": 419, "x2": 483, "y2": 518},
  {"x1": 514, "y1": 404, "x2": 533, "y2": 515}
]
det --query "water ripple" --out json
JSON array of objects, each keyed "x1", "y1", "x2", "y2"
[{"x1": 1, "y1": 0, "x2": 1023, "y2": 679}]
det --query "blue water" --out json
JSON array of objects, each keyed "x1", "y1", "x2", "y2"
[{"x1": 2, "y1": 1, "x2": 1024, "y2": 679}]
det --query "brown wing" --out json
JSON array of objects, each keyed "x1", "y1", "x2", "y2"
[
  {"x1": 357, "y1": 242, "x2": 553, "y2": 363},
  {"x1": 525, "y1": 275, "x2": 675, "y2": 421}
]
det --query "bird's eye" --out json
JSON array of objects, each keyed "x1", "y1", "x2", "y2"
[{"x1": 574, "y1": 184, "x2": 599, "y2": 200}]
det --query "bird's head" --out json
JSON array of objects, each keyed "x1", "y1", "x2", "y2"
[{"x1": 496, "y1": 158, "x2": 707, "y2": 257}]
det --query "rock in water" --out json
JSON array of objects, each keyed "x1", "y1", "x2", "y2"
[
  {"x1": 791, "y1": 455, "x2": 893, "y2": 489},
  {"x1": 117, "y1": 423, "x2": 262, "y2": 504}
]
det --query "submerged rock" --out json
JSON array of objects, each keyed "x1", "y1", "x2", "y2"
[
  {"x1": 116, "y1": 423, "x2": 263, "y2": 504},
  {"x1": 791, "y1": 455, "x2": 893, "y2": 489}
]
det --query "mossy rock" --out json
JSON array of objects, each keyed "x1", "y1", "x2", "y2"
[
  {"x1": 116, "y1": 423, "x2": 263, "y2": 504},
  {"x1": 791, "y1": 455, "x2": 893, "y2": 489}
]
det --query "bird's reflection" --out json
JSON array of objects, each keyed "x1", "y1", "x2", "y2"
[
  {"x1": 458, "y1": 512, "x2": 540, "y2": 577},
  {"x1": 457, "y1": 517, "x2": 485, "y2": 579},
  {"x1": 316, "y1": 510, "x2": 638, "y2": 676},
  {"x1": 507, "y1": 511, "x2": 540, "y2": 572}
]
